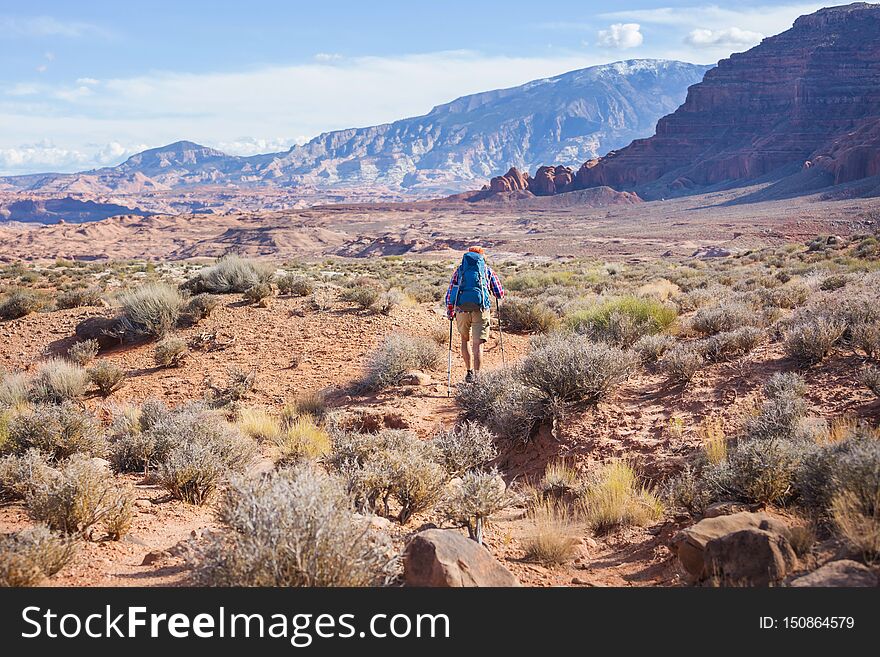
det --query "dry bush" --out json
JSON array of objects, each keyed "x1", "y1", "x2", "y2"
[
  {"x1": 661, "y1": 343, "x2": 705, "y2": 384},
  {"x1": 519, "y1": 333, "x2": 638, "y2": 404},
  {"x1": 565, "y1": 296, "x2": 677, "y2": 347},
  {"x1": 183, "y1": 255, "x2": 274, "y2": 294},
  {"x1": 787, "y1": 519, "x2": 817, "y2": 557},
  {"x1": 243, "y1": 282, "x2": 273, "y2": 305},
  {"x1": 665, "y1": 465, "x2": 713, "y2": 516},
  {"x1": 861, "y1": 366, "x2": 880, "y2": 398},
  {"x1": 432, "y1": 421, "x2": 497, "y2": 477},
  {"x1": 442, "y1": 469, "x2": 517, "y2": 544},
  {"x1": 703, "y1": 438, "x2": 800, "y2": 506},
  {"x1": 0, "y1": 450, "x2": 56, "y2": 502},
  {"x1": 522, "y1": 500, "x2": 581, "y2": 564},
  {"x1": 0, "y1": 289, "x2": 44, "y2": 320},
  {"x1": 26, "y1": 454, "x2": 133, "y2": 538},
  {"x1": 0, "y1": 526, "x2": 77, "y2": 587},
  {"x1": 850, "y1": 322, "x2": 880, "y2": 359},
  {"x1": 700, "y1": 326, "x2": 764, "y2": 362},
  {"x1": 179, "y1": 293, "x2": 219, "y2": 325},
  {"x1": 500, "y1": 298, "x2": 558, "y2": 333},
  {"x1": 154, "y1": 337, "x2": 188, "y2": 368},
  {"x1": 540, "y1": 460, "x2": 579, "y2": 497},
  {"x1": 88, "y1": 361, "x2": 126, "y2": 397},
  {"x1": 784, "y1": 315, "x2": 846, "y2": 366},
  {"x1": 67, "y1": 339, "x2": 100, "y2": 366},
  {"x1": 633, "y1": 333, "x2": 676, "y2": 364},
  {"x1": 157, "y1": 414, "x2": 257, "y2": 505},
  {"x1": 358, "y1": 335, "x2": 441, "y2": 391},
  {"x1": 742, "y1": 373, "x2": 807, "y2": 442},
  {"x1": 456, "y1": 368, "x2": 548, "y2": 444},
  {"x1": 118, "y1": 283, "x2": 184, "y2": 338},
  {"x1": 342, "y1": 286, "x2": 379, "y2": 310},
  {"x1": 7, "y1": 403, "x2": 105, "y2": 461},
  {"x1": 193, "y1": 465, "x2": 396, "y2": 587},
  {"x1": 0, "y1": 372, "x2": 30, "y2": 409},
  {"x1": 276, "y1": 273, "x2": 314, "y2": 297},
  {"x1": 270, "y1": 416, "x2": 331, "y2": 464},
  {"x1": 373, "y1": 288, "x2": 405, "y2": 316},
  {"x1": 210, "y1": 366, "x2": 256, "y2": 405},
  {"x1": 236, "y1": 407, "x2": 281, "y2": 442},
  {"x1": 691, "y1": 301, "x2": 756, "y2": 335},
  {"x1": 579, "y1": 461, "x2": 663, "y2": 533},
  {"x1": 56, "y1": 287, "x2": 103, "y2": 310},
  {"x1": 30, "y1": 358, "x2": 89, "y2": 403}
]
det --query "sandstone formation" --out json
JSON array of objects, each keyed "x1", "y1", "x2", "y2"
[
  {"x1": 789, "y1": 560, "x2": 878, "y2": 587},
  {"x1": 403, "y1": 529, "x2": 521, "y2": 587}
]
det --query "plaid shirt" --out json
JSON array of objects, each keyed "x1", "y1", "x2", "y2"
[{"x1": 445, "y1": 264, "x2": 504, "y2": 318}]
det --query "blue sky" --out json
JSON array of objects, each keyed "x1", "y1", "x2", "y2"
[{"x1": 0, "y1": 1, "x2": 825, "y2": 174}]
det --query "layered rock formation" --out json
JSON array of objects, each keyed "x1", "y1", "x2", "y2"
[{"x1": 521, "y1": 3, "x2": 880, "y2": 200}]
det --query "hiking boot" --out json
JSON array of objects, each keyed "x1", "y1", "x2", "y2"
[{"x1": 465, "y1": 370, "x2": 475, "y2": 383}]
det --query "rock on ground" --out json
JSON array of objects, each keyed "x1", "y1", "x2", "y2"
[
  {"x1": 404, "y1": 529, "x2": 520, "y2": 587},
  {"x1": 704, "y1": 528, "x2": 798, "y2": 586},
  {"x1": 790, "y1": 560, "x2": 878, "y2": 588}
]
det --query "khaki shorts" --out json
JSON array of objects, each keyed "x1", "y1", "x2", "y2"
[{"x1": 455, "y1": 308, "x2": 491, "y2": 343}]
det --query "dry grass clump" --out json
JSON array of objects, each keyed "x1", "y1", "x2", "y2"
[
  {"x1": 579, "y1": 461, "x2": 663, "y2": 533},
  {"x1": 0, "y1": 525, "x2": 77, "y2": 587},
  {"x1": 282, "y1": 389, "x2": 330, "y2": 423},
  {"x1": 183, "y1": 255, "x2": 274, "y2": 294},
  {"x1": 0, "y1": 450, "x2": 56, "y2": 502},
  {"x1": 698, "y1": 416, "x2": 727, "y2": 465},
  {"x1": 30, "y1": 358, "x2": 89, "y2": 403},
  {"x1": 56, "y1": 287, "x2": 103, "y2": 310},
  {"x1": 209, "y1": 366, "x2": 256, "y2": 405},
  {"x1": 342, "y1": 286, "x2": 380, "y2": 310},
  {"x1": 859, "y1": 366, "x2": 880, "y2": 398},
  {"x1": 703, "y1": 438, "x2": 801, "y2": 506},
  {"x1": 179, "y1": 293, "x2": 219, "y2": 325},
  {"x1": 88, "y1": 361, "x2": 126, "y2": 397},
  {"x1": 850, "y1": 321, "x2": 880, "y2": 359},
  {"x1": 194, "y1": 465, "x2": 396, "y2": 586},
  {"x1": 372, "y1": 288, "x2": 405, "y2": 316},
  {"x1": 270, "y1": 415, "x2": 331, "y2": 464},
  {"x1": 243, "y1": 282, "x2": 273, "y2": 305},
  {"x1": 0, "y1": 372, "x2": 30, "y2": 410},
  {"x1": 67, "y1": 339, "x2": 100, "y2": 366},
  {"x1": 540, "y1": 460, "x2": 580, "y2": 498},
  {"x1": 500, "y1": 298, "x2": 559, "y2": 333},
  {"x1": 118, "y1": 283, "x2": 184, "y2": 338},
  {"x1": 358, "y1": 335, "x2": 441, "y2": 392},
  {"x1": 522, "y1": 499, "x2": 581, "y2": 564},
  {"x1": 432, "y1": 421, "x2": 497, "y2": 477},
  {"x1": 832, "y1": 490, "x2": 879, "y2": 558},
  {"x1": 154, "y1": 337, "x2": 188, "y2": 368},
  {"x1": 7, "y1": 403, "x2": 105, "y2": 460},
  {"x1": 236, "y1": 407, "x2": 281, "y2": 442},
  {"x1": 26, "y1": 454, "x2": 133, "y2": 539},
  {"x1": 442, "y1": 469, "x2": 518, "y2": 544},
  {"x1": 0, "y1": 289, "x2": 45, "y2": 321}
]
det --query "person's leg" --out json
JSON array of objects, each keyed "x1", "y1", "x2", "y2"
[
  {"x1": 456, "y1": 312, "x2": 472, "y2": 371},
  {"x1": 460, "y1": 335, "x2": 471, "y2": 370},
  {"x1": 472, "y1": 308, "x2": 491, "y2": 373},
  {"x1": 472, "y1": 333, "x2": 482, "y2": 372}
]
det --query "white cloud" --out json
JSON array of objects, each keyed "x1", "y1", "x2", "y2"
[
  {"x1": 600, "y1": 4, "x2": 824, "y2": 35},
  {"x1": 213, "y1": 136, "x2": 308, "y2": 156},
  {"x1": 0, "y1": 140, "x2": 146, "y2": 174},
  {"x1": 314, "y1": 53, "x2": 343, "y2": 62},
  {"x1": 0, "y1": 16, "x2": 108, "y2": 38},
  {"x1": 685, "y1": 27, "x2": 763, "y2": 47},
  {"x1": 35, "y1": 64, "x2": 47, "y2": 73},
  {"x1": 76, "y1": 78, "x2": 100, "y2": 86},
  {"x1": 597, "y1": 23, "x2": 644, "y2": 49}
]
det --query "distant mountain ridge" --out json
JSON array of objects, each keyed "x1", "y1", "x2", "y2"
[{"x1": 0, "y1": 59, "x2": 709, "y2": 198}]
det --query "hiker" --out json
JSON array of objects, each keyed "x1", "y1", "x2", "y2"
[{"x1": 445, "y1": 246, "x2": 504, "y2": 382}]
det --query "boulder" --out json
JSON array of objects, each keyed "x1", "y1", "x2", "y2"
[
  {"x1": 790, "y1": 560, "x2": 878, "y2": 588},
  {"x1": 704, "y1": 528, "x2": 797, "y2": 586},
  {"x1": 404, "y1": 529, "x2": 520, "y2": 587},
  {"x1": 671, "y1": 512, "x2": 790, "y2": 580},
  {"x1": 74, "y1": 316, "x2": 127, "y2": 349}
]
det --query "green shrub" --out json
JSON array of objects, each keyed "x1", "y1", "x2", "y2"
[
  {"x1": 795, "y1": 432, "x2": 879, "y2": 513},
  {"x1": 518, "y1": 333, "x2": 638, "y2": 404},
  {"x1": 665, "y1": 465, "x2": 713, "y2": 516},
  {"x1": 118, "y1": 283, "x2": 184, "y2": 337},
  {"x1": 358, "y1": 335, "x2": 441, "y2": 391},
  {"x1": 193, "y1": 465, "x2": 396, "y2": 586},
  {"x1": 30, "y1": 359, "x2": 89, "y2": 403},
  {"x1": 500, "y1": 298, "x2": 558, "y2": 333},
  {"x1": 88, "y1": 361, "x2": 126, "y2": 397},
  {"x1": 67, "y1": 339, "x2": 100, "y2": 366},
  {"x1": 183, "y1": 255, "x2": 274, "y2": 294},
  {"x1": 565, "y1": 296, "x2": 677, "y2": 347},
  {"x1": 26, "y1": 454, "x2": 133, "y2": 537},
  {"x1": 8, "y1": 404, "x2": 105, "y2": 460},
  {"x1": 0, "y1": 526, "x2": 77, "y2": 587}
]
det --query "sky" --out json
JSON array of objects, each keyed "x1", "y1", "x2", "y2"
[{"x1": 0, "y1": 1, "x2": 826, "y2": 175}]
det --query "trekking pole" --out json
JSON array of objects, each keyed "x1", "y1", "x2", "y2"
[
  {"x1": 447, "y1": 317, "x2": 454, "y2": 397},
  {"x1": 496, "y1": 297, "x2": 506, "y2": 366}
]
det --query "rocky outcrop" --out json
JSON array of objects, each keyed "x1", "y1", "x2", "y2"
[
  {"x1": 489, "y1": 167, "x2": 531, "y2": 193},
  {"x1": 557, "y1": 3, "x2": 880, "y2": 199},
  {"x1": 403, "y1": 529, "x2": 520, "y2": 587},
  {"x1": 704, "y1": 528, "x2": 798, "y2": 586},
  {"x1": 790, "y1": 560, "x2": 878, "y2": 587},
  {"x1": 671, "y1": 512, "x2": 791, "y2": 582}
]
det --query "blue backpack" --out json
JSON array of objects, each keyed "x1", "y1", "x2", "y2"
[{"x1": 453, "y1": 251, "x2": 491, "y2": 312}]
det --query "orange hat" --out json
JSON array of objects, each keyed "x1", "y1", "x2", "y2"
[{"x1": 468, "y1": 246, "x2": 485, "y2": 254}]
